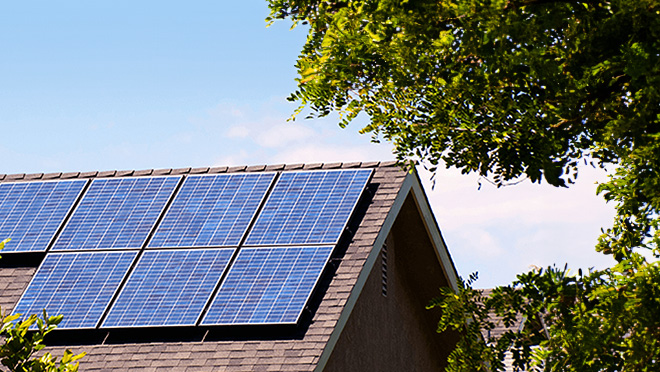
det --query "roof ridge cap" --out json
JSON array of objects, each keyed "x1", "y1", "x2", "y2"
[{"x1": 0, "y1": 160, "x2": 401, "y2": 182}]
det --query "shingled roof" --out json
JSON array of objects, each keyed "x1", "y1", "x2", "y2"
[{"x1": 0, "y1": 161, "x2": 460, "y2": 372}]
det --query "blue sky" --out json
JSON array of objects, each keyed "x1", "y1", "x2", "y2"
[{"x1": 0, "y1": 1, "x2": 616, "y2": 288}]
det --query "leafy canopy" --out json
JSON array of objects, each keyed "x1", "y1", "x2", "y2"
[
  {"x1": 1, "y1": 311, "x2": 85, "y2": 372},
  {"x1": 268, "y1": 0, "x2": 660, "y2": 257},
  {"x1": 267, "y1": 0, "x2": 660, "y2": 370},
  {"x1": 268, "y1": 0, "x2": 658, "y2": 183},
  {"x1": 429, "y1": 260, "x2": 660, "y2": 372}
]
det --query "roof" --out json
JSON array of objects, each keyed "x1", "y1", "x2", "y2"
[
  {"x1": 0, "y1": 161, "x2": 458, "y2": 371},
  {"x1": 479, "y1": 289, "x2": 527, "y2": 372},
  {"x1": 480, "y1": 289, "x2": 526, "y2": 340}
]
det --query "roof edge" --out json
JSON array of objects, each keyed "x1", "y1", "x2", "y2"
[
  {"x1": 314, "y1": 170, "x2": 460, "y2": 372},
  {"x1": 408, "y1": 170, "x2": 459, "y2": 291}
]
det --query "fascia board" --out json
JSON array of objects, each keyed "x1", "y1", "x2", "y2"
[
  {"x1": 408, "y1": 170, "x2": 459, "y2": 291},
  {"x1": 315, "y1": 169, "x2": 459, "y2": 371}
]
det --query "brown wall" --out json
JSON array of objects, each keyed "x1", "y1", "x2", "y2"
[{"x1": 323, "y1": 193, "x2": 458, "y2": 372}]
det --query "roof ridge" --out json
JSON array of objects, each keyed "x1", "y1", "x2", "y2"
[{"x1": 0, "y1": 160, "x2": 400, "y2": 182}]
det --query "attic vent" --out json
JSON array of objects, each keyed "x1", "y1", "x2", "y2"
[{"x1": 381, "y1": 243, "x2": 388, "y2": 297}]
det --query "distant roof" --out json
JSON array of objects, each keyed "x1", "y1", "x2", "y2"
[{"x1": 479, "y1": 289, "x2": 524, "y2": 340}]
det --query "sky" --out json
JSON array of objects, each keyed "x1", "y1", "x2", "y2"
[{"x1": 0, "y1": 1, "x2": 617, "y2": 288}]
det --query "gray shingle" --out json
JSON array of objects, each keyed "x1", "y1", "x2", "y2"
[
  {"x1": 171, "y1": 167, "x2": 191, "y2": 175},
  {"x1": 283, "y1": 163, "x2": 304, "y2": 170},
  {"x1": 190, "y1": 167, "x2": 210, "y2": 174},
  {"x1": 61, "y1": 172, "x2": 80, "y2": 179},
  {"x1": 133, "y1": 169, "x2": 153, "y2": 176},
  {"x1": 152, "y1": 168, "x2": 173, "y2": 175},
  {"x1": 321, "y1": 162, "x2": 342, "y2": 169},
  {"x1": 246, "y1": 164, "x2": 266, "y2": 172},
  {"x1": 6, "y1": 173, "x2": 25, "y2": 181},
  {"x1": 209, "y1": 166, "x2": 228, "y2": 173},
  {"x1": 80, "y1": 171, "x2": 98, "y2": 178},
  {"x1": 97, "y1": 170, "x2": 117, "y2": 178},
  {"x1": 25, "y1": 173, "x2": 44, "y2": 180},
  {"x1": 361, "y1": 161, "x2": 380, "y2": 168},
  {"x1": 302, "y1": 163, "x2": 322, "y2": 170},
  {"x1": 265, "y1": 164, "x2": 285, "y2": 171},
  {"x1": 341, "y1": 162, "x2": 362, "y2": 168}
]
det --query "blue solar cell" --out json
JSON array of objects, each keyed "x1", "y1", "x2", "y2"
[
  {"x1": 0, "y1": 180, "x2": 86, "y2": 252},
  {"x1": 102, "y1": 248, "x2": 234, "y2": 327},
  {"x1": 201, "y1": 246, "x2": 333, "y2": 325},
  {"x1": 12, "y1": 251, "x2": 137, "y2": 329},
  {"x1": 148, "y1": 173, "x2": 274, "y2": 248},
  {"x1": 245, "y1": 169, "x2": 372, "y2": 246},
  {"x1": 52, "y1": 177, "x2": 180, "y2": 251}
]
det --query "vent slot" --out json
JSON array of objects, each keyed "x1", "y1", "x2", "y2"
[{"x1": 381, "y1": 243, "x2": 388, "y2": 297}]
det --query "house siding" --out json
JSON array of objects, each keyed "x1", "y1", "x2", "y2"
[{"x1": 323, "y1": 193, "x2": 458, "y2": 372}]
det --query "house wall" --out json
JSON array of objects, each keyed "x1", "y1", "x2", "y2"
[{"x1": 322, "y1": 193, "x2": 458, "y2": 372}]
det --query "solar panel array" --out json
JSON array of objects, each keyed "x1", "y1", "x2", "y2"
[
  {"x1": 103, "y1": 248, "x2": 234, "y2": 327},
  {"x1": 246, "y1": 169, "x2": 372, "y2": 246},
  {"x1": 201, "y1": 246, "x2": 333, "y2": 325},
  {"x1": 52, "y1": 177, "x2": 181, "y2": 251},
  {"x1": 6, "y1": 168, "x2": 372, "y2": 329},
  {"x1": 148, "y1": 173, "x2": 274, "y2": 248},
  {"x1": 0, "y1": 180, "x2": 86, "y2": 252},
  {"x1": 12, "y1": 251, "x2": 137, "y2": 329}
]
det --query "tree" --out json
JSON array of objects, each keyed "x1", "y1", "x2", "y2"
[
  {"x1": 0, "y1": 239, "x2": 85, "y2": 372},
  {"x1": 267, "y1": 0, "x2": 660, "y2": 370}
]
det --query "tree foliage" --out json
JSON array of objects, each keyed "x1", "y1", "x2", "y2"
[
  {"x1": 0, "y1": 239, "x2": 85, "y2": 372},
  {"x1": 267, "y1": 0, "x2": 660, "y2": 370},
  {"x1": 429, "y1": 259, "x2": 660, "y2": 371},
  {"x1": 1, "y1": 311, "x2": 85, "y2": 372},
  {"x1": 267, "y1": 0, "x2": 660, "y2": 254}
]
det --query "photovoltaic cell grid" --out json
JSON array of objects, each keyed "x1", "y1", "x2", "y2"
[
  {"x1": 245, "y1": 169, "x2": 372, "y2": 246},
  {"x1": 148, "y1": 173, "x2": 275, "y2": 249},
  {"x1": 0, "y1": 180, "x2": 86, "y2": 252},
  {"x1": 12, "y1": 251, "x2": 137, "y2": 329},
  {"x1": 201, "y1": 246, "x2": 333, "y2": 325},
  {"x1": 103, "y1": 248, "x2": 234, "y2": 327},
  {"x1": 12, "y1": 168, "x2": 373, "y2": 329},
  {"x1": 51, "y1": 176, "x2": 181, "y2": 251}
]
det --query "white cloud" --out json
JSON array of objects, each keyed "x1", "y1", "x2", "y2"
[
  {"x1": 419, "y1": 163, "x2": 617, "y2": 287},
  {"x1": 175, "y1": 132, "x2": 194, "y2": 144},
  {"x1": 213, "y1": 149, "x2": 250, "y2": 167},
  {"x1": 453, "y1": 228, "x2": 504, "y2": 259},
  {"x1": 255, "y1": 122, "x2": 316, "y2": 148},
  {"x1": 207, "y1": 102, "x2": 246, "y2": 119},
  {"x1": 190, "y1": 99, "x2": 396, "y2": 166},
  {"x1": 270, "y1": 142, "x2": 393, "y2": 165},
  {"x1": 226, "y1": 125, "x2": 250, "y2": 138},
  {"x1": 425, "y1": 166, "x2": 614, "y2": 230}
]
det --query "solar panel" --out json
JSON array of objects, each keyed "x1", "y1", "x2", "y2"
[
  {"x1": 51, "y1": 176, "x2": 181, "y2": 251},
  {"x1": 0, "y1": 180, "x2": 86, "y2": 253},
  {"x1": 201, "y1": 245, "x2": 333, "y2": 325},
  {"x1": 245, "y1": 169, "x2": 372, "y2": 246},
  {"x1": 102, "y1": 248, "x2": 234, "y2": 328},
  {"x1": 148, "y1": 173, "x2": 274, "y2": 249},
  {"x1": 12, "y1": 251, "x2": 137, "y2": 329}
]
